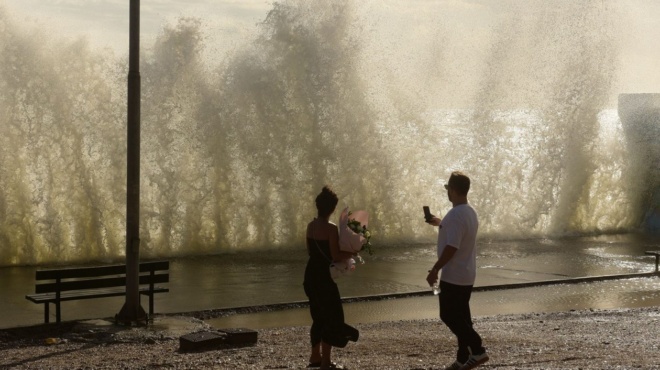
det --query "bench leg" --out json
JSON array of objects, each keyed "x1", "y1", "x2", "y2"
[
  {"x1": 56, "y1": 301, "x2": 61, "y2": 323},
  {"x1": 45, "y1": 303, "x2": 50, "y2": 324}
]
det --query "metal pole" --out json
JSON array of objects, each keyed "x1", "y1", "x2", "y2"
[{"x1": 116, "y1": 0, "x2": 146, "y2": 325}]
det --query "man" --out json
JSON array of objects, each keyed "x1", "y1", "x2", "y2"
[{"x1": 426, "y1": 171, "x2": 489, "y2": 370}]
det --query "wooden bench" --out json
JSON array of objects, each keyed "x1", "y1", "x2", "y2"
[
  {"x1": 646, "y1": 251, "x2": 660, "y2": 273},
  {"x1": 26, "y1": 261, "x2": 169, "y2": 324}
]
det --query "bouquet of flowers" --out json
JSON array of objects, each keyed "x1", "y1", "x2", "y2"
[{"x1": 339, "y1": 207, "x2": 373, "y2": 257}]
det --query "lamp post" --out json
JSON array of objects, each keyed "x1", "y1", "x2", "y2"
[{"x1": 116, "y1": 0, "x2": 146, "y2": 325}]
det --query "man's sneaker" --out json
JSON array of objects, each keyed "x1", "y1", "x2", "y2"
[
  {"x1": 444, "y1": 360, "x2": 464, "y2": 370},
  {"x1": 459, "y1": 352, "x2": 489, "y2": 370}
]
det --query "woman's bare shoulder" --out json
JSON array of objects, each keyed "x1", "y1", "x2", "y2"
[{"x1": 305, "y1": 221, "x2": 314, "y2": 236}]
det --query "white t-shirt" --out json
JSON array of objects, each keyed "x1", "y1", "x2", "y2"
[{"x1": 437, "y1": 203, "x2": 479, "y2": 286}]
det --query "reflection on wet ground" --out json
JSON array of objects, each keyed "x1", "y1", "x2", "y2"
[
  {"x1": 1, "y1": 233, "x2": 659, "y2": 328},
  {"x1": 208, "y1": 277, "x2": 660, "y2": 329}
]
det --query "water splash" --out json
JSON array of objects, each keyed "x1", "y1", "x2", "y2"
[{"x1": 0, "y1": 1, "x2": 646, "y2": 266}]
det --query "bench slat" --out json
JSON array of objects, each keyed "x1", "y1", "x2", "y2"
[
  {"x1": 26, "y1": 287, "x2": 169, "y2": 303},
  {"x1": 34, "y1": 273, "x2": 169, "y2": 294},
  {"x1": 35, "y1": 261, "x2": 169, "y2": 280}
]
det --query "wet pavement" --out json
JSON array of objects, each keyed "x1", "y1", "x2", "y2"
[
  {"x1": 207, "y1": 275, "x2": 660, "y2": 329},
  {"x1": 2, "y1": 233, "x2": 659, "y2": 329}
]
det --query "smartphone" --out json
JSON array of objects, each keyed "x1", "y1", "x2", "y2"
[{"x1": 423, "y1": 206, "x2": 433, "y2": 222}]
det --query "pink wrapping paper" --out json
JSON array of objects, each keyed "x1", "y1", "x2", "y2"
[{"x1": 338, "y1": 207, "x2": 369, "y2": 253}]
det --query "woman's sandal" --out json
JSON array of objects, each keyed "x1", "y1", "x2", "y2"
[
  {"x1": 322, "y1": 362, "x2": 346, "y2": 370},
  {"x1": 308, "y1": 361, "x2": 346, "y2": 369}
]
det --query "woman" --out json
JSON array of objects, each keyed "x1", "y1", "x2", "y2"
[{"x1": 304, "y1": 186, "x2": 358, "y2": 370}]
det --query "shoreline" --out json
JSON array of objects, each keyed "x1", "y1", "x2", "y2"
[{"x1": 1, "y1": 306, "x2": 659, "y2": 369}]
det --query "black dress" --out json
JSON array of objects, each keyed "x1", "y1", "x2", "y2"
[{"x1": 303, "y1": 238, "x2": 358, "y2": 348}]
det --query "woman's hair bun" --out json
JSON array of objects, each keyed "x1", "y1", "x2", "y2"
[
  {"x1": 321, "y1": 186, "x2": 333, "y2": 194},
  {"x1": 316, "y1": 186, "x2": 338, "y2": 217}
]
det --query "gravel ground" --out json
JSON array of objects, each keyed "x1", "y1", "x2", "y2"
[{"x1": 1, "y1": 306, "x2": 659, "y2": 369}]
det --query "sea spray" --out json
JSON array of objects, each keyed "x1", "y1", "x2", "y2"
[{"x1": 0, "y1": 1, "x2": 646, "y2": 266}]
